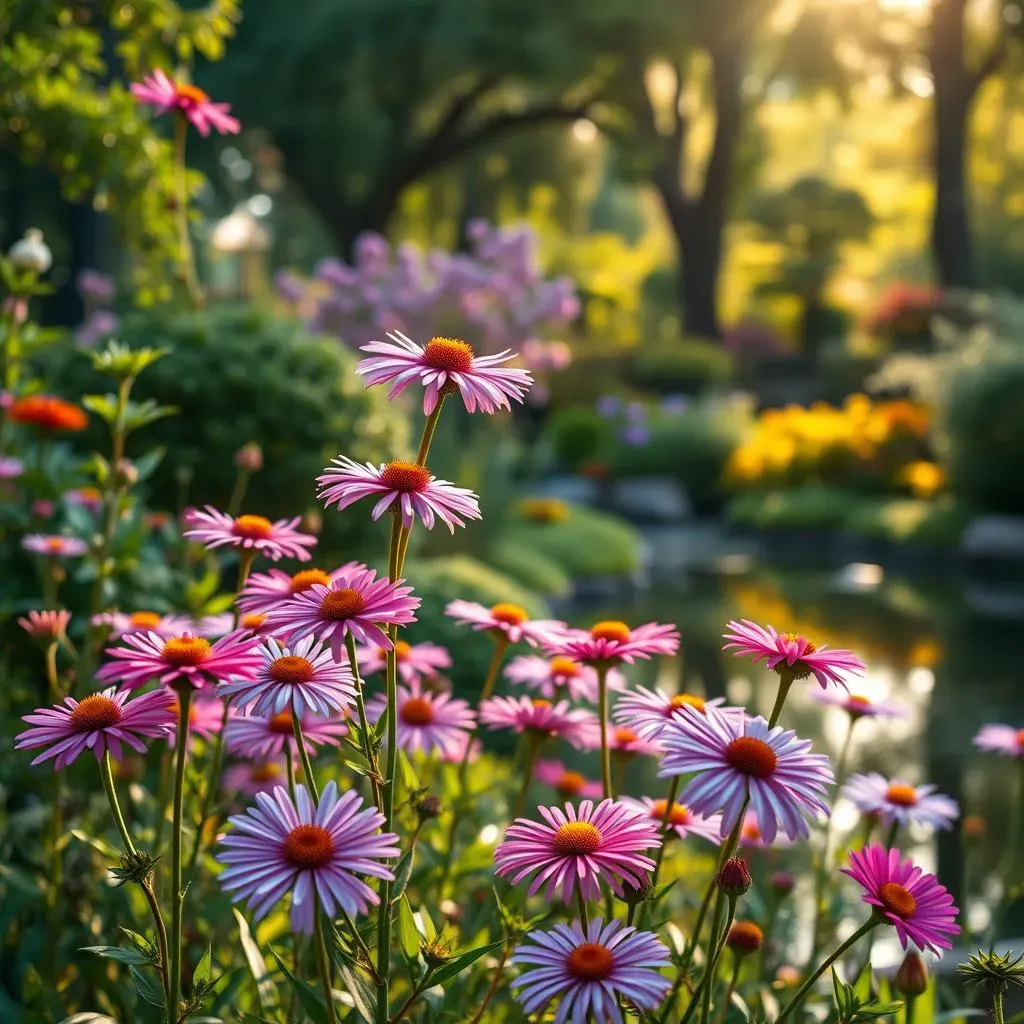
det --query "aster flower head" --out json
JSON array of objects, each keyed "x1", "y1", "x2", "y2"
[
  {"x1": 812, "y1": 689, "x2": 906, "y2": 719},
  {"x1": 535, "y1": 759, "x2": 604, "y2": 800},
  {"x1": 358, "y1": 640, "x2": 452, "y2": 685},
  {"x1": 95, "y1": 629, "x2": 263, "y2": 692},
  {"x1": 218, "y1": 635, "x2": 357, "y2": 720},
  {"x1": 621, "y1": 797, "x2": 723, "y2": 844},
  {"x1": 131, "y1": 69, "x2": 240, "y2": 136},
  {"x1": 495, "y1": 799, "x2": 661, "y2": 903},
  {"x1": 237, "y1": 563, "x2": 363, "y2": 615},
  {"x1": 366, "y1": 680, "x2": 475, "y2": 758},
  {"x1": 723, "y1": 619, "x2": 865, "y2": 689},
  {"x1": 16, "y1": 688, "x2": 175, "y2": 769},
  {"x1": 547, "y1": 619, "x2": 680, "y2": 667},
  {"x1": 225, "y1": 709, "x2": 347, "y2": 760},
  {"x1": 739, "y1": 810, "x2": 792, "y2": 849},
  {"x1": 22, "y1": 534, "x2": 88, "y2": 558},
  {"x1": 959, "y1": 950, "x2": 1024, "y2": 996},
  {"x1": 165, "y1": 691, "x2": 233, "y2": 746},
  {"x1": 184, "y1": 507, "x2": 317, "y2": 563},
  {"x1": 0, "y1": 455, "x2": 23, "y2": 479},
  {"x1": 583, "y1": 724, "x2": 663, "y2": 759},
  {"x1": 479, "y1": 696, "x2": 597, "y2": 748},
  {"x1": 223, "y1": 758, "x2": 292, "y2": 797},
  {"x1": 446, "y1": 599, "x2": 568, "y2": 648},
  {"x1": 842, "y1": 843, "x2": 959, "y2": 954},
  {"x1": 511, "y1": 918, "x2": 671, "y2": 1024},
  {"x1": 613, "y1": 686, "x2": 729, "y2": 741},
  {"x1": 843, "y1": 773, "x2": 960, "y2": 832},
  {"x1": 18, "y1": 609, "x2": 71, "y2": 643},
  {"x1": 317, "y1": 457, "x2": 481, "y2": 533},
  {"x1": 93, "y1": 610, "x2": 194, "y2": 639},
  {"x1": 357, "y1": 331, "x2": 533, "y2": 414},
  {"x1": 659, "y1": 705, "x2": 834, "y2": 843},
  {"x1": 216, "y1": 781, "x2": 399, "y2": 933},
  {"x1": 262, "y1": 565, "x2": 420, "y2": 658},
  {"x1": 439, "y1": 731, "x2": 481, "y2": 765},
  {"x1": 974, "y1": 724, "x2": 1024, "y2": 759},
  {"x1": 504, "y1": 654, "x2": 624, "y2": 703},
  {"x1": 727, "y1": 921, "x2": 764, "y2": 955}
]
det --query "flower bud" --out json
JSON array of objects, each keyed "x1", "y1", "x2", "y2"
[
  {"x1": 31, "y1": 498, "x2": 55, "y2": 519},
  {"x1": 726, "y1": 920, "x2": 764, "y2": 955},
  {"x1": 769, "y1": 871, "x2": 795, "y2": 897},
  {"x1": 716, "y1": 857, "x2": 752, "y2": 897},
  {"x1": 114, "y1": 458, "x2": 138, "y2": 487},
  {"x1": 235, "y1": 442, "x2": 263, "y2": 472},
  {"x1": 9, "y1": 228, "x2": 53, "y2": 274},
  {"x1": 775, "y1": 965, "x2": 801, "y2": 989},
  {"x1": 300, "y1": 510, "x2": 322, "y2": 536},
  {"x1": 416, "y1": 795, "x2": 442, "y2": 822},
  {"x1": 894, "y1": 951, "x2": 929, "y2": 997},
  {"x1": 422, "y1": 934, "x2": 455, "y2": 969},
  {"x1": 619, "y1": 873, "x2": 656, "y2": 906}
]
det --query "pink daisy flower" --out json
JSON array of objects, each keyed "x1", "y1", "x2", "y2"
[
  {"x1": 18, "y1": 609, "x2": 71, "y2": 643},
  {"x1": 65, "y1": 487, "x2": 104, "y2": 512},
  {"x1": 495, "y1": 799, "x2": 660, "y2": 903},
  {"x1": 511, "y1": 919, "x2": 671, "y2": 1023},
  {"x1": 223, "y1": 759, "x2": 293, "y2": 798},
  {"x1": 193, "y1": 612, "x2": 238, "y2": 638},
  {"x1": 811, "y1": 689, "x2": 906, "y2": 719},
  {"x1": 317, "y1": 457, "x2": 481, "y2": 533},
  {"x1": 439, "y1": 732, "x2": 481, "y2": 765},
  {"x1": 357, "y1": 639, "x2": 452, "y2": 685},
  {"x1": 974, "y1": 724, "x2": 1024, "y2": 758},
  {"x1": 659, "y1": 705, "x2": 834, "y2": 843},
  {"x1": 581, "y1": 724, "x2": 663, "y2": 758},
  {"x1": 93, "y1": 610, "x2": 194, "y2": 639},
  {"x1": 723, "y1": 619, "x2": 866, "y2": 690},
  {"x1": 184, "y1": 508, "x2": 317, "y2": 563},
  {"x1": 131, "y1": 70, "x2": 240, "y2": 136},
  {"x1": 535, "y1": 759, "x2": 604, "y2": 800},
  {"x1": 613, "y1": 687, "x2": 730, "y2": 741},
  {"x1": 739, "y1": 810, "x2": 793, "y2": 850},
  {"x1": 95, "y1": 630, "x2": 263, "y2": 691},
  {"x1": 216, "y1": 781, "x2": 399, "y2": 933},
  {"x1": 445, "y1": 599, "x2": 567, "y2": 647},
  {"x1": 843, "y1": 774, "x2": 960, "y2": 832},
  {"x1": 262, "y1": 565, "x2": 420, "y2": 658},
  {"x1": 22, "y1": 534, "x2": 88, "y2": 558},
  {"x1": 479, "y1": 696, "x2": 597, "y2": 747},
  {"x1": 238, "y1": 564, "x2": 361, "y2": 615},
  {"x1": 356, "y1": 331, "x2": 533, "y2": 415},
  {"x1": 366, "y1": 680, "x2": 475, "y2": 758},
  {"x1": 0, "y1": 455, "x2": 23, "y2": 479},
  {"x1": 224, "y1": 710, "x2": 347, "y2": 760},
  {"x1": 16, "y1": 688, "x2": 175, "y2": 769},
  {"x1": 621, "y1": 797, "x2": 723, "y2": 844},
  {"x1": 166, "y1": 690, "x2": 231, "y2": 745},
  {"x1": 218, "y1": 636, "x2": 356, "y2": 719},
  {"x1": 504, "y1": 655, "x2": 624, "y2": 703},
  {"x1": 842, "y1": 843, "x2": 959, "y2": 954},
  {"x1": 546, "y1": 620, "x2": 680, "y2": 667}
]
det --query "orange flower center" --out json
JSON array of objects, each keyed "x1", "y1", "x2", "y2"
[
  {"x1": 282, "y1": 824, "x2": 335, "y2": 869},
  {"x1": 250, "y1": 763, "x2": 282, "y2": 783},
  {"x1": 1017, "y1": 729, "x2": 1024, "y2": 748},
  {"x1": 531, "y1": 699, "x2": 552, "y2": 710},
  {"x1": 614, "y1": 728, "x2": 638, "y2": 746},
  {"x1": 879, "y1": 882, "x2": 917, "y2": 918},
  {"x1": 742, "y1": 822, "x2": 762, "y2": 842},
  {"x1": 234, "y1": 514, "x2": 274, "y2": 540},
  {"x1": 885, "y1": 784, "x2": 919, "y2": 807},
  {"x1": 669, "y1": 694, "x2": 706, "y2": 714},
  {"x1": 379, "y1": 461, "x2": 431, "y2": 493},
  {"x1": 175, "y1": 82, "x2": 210, "y2": 106},
  {"x1": 551, "y1": 821, "x2": 602, "y2": 856},
  {"x1": 490, "y1": 603, "x2": 528, "y2": 626},
  {"x1": 727, "y1": 921, "x2": 764, "y2": 951},
  {"x1": 130, "y1": 611, "x2": 163, "y2": 630},
  {"x1": 161, "y1": 636, "x2": 211, "y2": 666},
  {"x1": 46, "y1": 538, "x2": 67, "y2": 552},
  {"x1": 400, "y1": 696, "x2": 435, "y2": 726},
  {"x1": 724, "y1": 737, "x2": 778, "y2": 778},
  {"x1": 269, "y1": 656, "x2": 315, "y2": 684},
  {"x1": 423, "y1": 337, "x2": 474, "y2": 374},
  {"x1": 550, "y1": 656, "x2": 580, "y2": 678},
  {"x1": 241, "y1": 613, "x2": 267, "y2": 631},
  {"x1": 780, "y1": 632, "x2": 817, "y2": 654},
  {"x1": 70, "y1": 694, "x2": 122, "y2": 731},
  {"x1": 566, "y1": 942, "x2": 614, "y2": 981},
  {"x1": 590, "y1": 620, "x2": 631, "y2": 643},
  {"x1": 557, "y1": 771, "x2": 587, "y2": 796},
  {"x1": 651, "y1": 800, "x2": 691, "y2": 826},
  {"x1": 319, "y1": 588, "x2": 366, "y2": 620},
  {"x1": 269, "y1": 711, "x2": 294, "y2": 734},
  {"x1": 847, "y1": 694, "x2": 872, "y2": 707},
  {"x1": 290, "y1": 569, "x2": 332, "y2": 593}
]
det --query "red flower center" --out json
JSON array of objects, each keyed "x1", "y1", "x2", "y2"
[
  {"x1": 724, "y1": 737, "x2": 778, "y2": 778},
  {"x1": 290, "y1": 569, "x2": 332, "y2": 593},
  {"x1": 550, "y1": 656, "x2": 580, "y2": 678},
  {"x1": 879, "y1": 882, "x2": 917, "y2": 918},
  {"x1": 70, "y1": 694, "x2": 122, "y2": 731},
  {"x1": 422, "y1": 337, "x2": 474, "y2": 373},
  {"x1": 269, "y1": 711, "x2": 294, "y2": 734},
  {"x1": 175, "y1": 82, "x2": 210, "y2": 106},
  {"x1": 241, "y1": 613, "x2": 267, "y2": 631},
  {"x1": 269, "y1": 656, "x2": 315, "y2": 684},
  {"x1": 379, "y1": 461, "x2": 431, "y2": 493},
  {"x1": 590, "y1": 620, "x2": 631, "y2": 643},
  {"x1": 319, "y1": 588, "x2": 366, "y2": 621},
  {"x1": 161, "y1": 636, "x2": 212, "y2": 666},
  {"x1": 250, "y1": 763, "x2": 281, "y2": 783},
  {"x1": 400, "y1": 696, "x2": 435, "y2": 726},
  {"x1": 566, "y1": 942, "x2": 615, "y2": 981},
  {"x1": 234, "y1": 515, "x2": 274, "y2": 540},
  {"x1": 282, "y1": 824, "x2": 335, "y2": 869},
  {"x1": 668, "y1": 694, "x2": 706, "y2": 714},
  {"x1": 727, "y1": 921, "x2": 764, "y2": 952},
  {"x1": 614, "y1": 727, "x2": 638, "y2": 746},
  {"x1": 557, "y1": 771, "x2": 587, "y2": 796},
  {"x1": 885, "y1": 783, "x2": 918, "y2": 807},
  {"x1": 130, "y1": 611, "x2": 163, "y2": 630},
  {"x1": 490, "y1": 603, "x2": 528, "y2": 626},
  {"x1": 552, "y1": 821, "x2": 602, "y2": 855},
  {"x1": 651, "y1": 800, "x2": 691, "y2": 826}
]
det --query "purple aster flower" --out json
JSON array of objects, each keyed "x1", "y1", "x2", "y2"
[
  {"x1": 504, "y1": 655, "x2": 624, "y2": 703},
  {"x1": 842, "y1": 774, "x2": 959, "y2": 832},
  {"x1": 974, "y1": 724, "x2": 1024, "y2": 758},
  {"x1": 535, "y1": 759, "x2": 604, "y2": 800},
  {"x1": 366, "y1": 680, "x2": 475, "y2": 757},
  {"x1": 237, "y1": 565, "x2": 360, "y2": 615},
  {"x1": 445, "y1": 600, "x2": 567, "y2": 647},
  {"x1": 93, "y1": 610, "x2": 194, "y2": 639},
  {"x1": 22, "y1": 534, "x2": 88, "y2": 558},
  {"x1": 223, "y1": 758, "x2": 293, "y2": 797},
  {"x1": 546, "y1": 620, "x2": 680, "y2": 667},
  {"x1": 357, "y1": 639, "x2": 451, "y2": 685},
  {"x1": 613, "y1": 686, "x2": 730, "y2": 741},
  {"x1": 166, "y1": 690, "x2": 233, "y2": 746},
  {"x1": 811, "y1": 689, "x2": 906, "y2": 719},
  {"x1": 184, "y1": 508, "x2": 317, "y2": 562},
  {"x1": 479, "y1": 696, "x2": 597, "y2": 748},
  {"x1": 224, "y1": 710, "x2": 347, "y2": 759},
  {"x1": 0, "y1": 455, "x2": 23, "y2": 479},
  {"x1": 621, "y1": 797, "x2": 723, "y2": 844}
]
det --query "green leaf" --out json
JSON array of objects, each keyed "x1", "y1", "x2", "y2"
[
  {"x1": 270, "y1": 949, "x2": 330, "y2": 1024},
  {"x1": 336, "y1": 963, "x2": 374, "y2": 1023},
  {"x1": 118, "y1": 927, "x2": 155, "y2": 956},
  {"x1": 428, "y1": 940, "x2": 505, "y2": 986},
  {"x1": 854, "y1": 962, "x2": 873, "y2": 1001},
  {"x1": 124, "y1": 398, "x2": 178, "y2": 432},
  {"x1": 81, "y1": 393, "x2": 118, "y2": 424},
  {"x1": 193, "y1": 944, "x2": 214, "y2": 990},
  {"x1": 398, "y1": 896, "x2": 421, "y2": 960},
  {"x1": 391, "y1": 850, "x2": 414, "y2": 903},
  {"x1": 418, "y1": 905, "x2": 437, "y2": 943},
  {"x1": 81, "y1": 945, "x2": 150, "y2": 965},
  {"x1": 129, "y1": 966, "x2": 165, "y2": 1008},
  {"x1": 132, "y1": 447, "x2": 166, "y2": 482},
  {"x1": 233, "y1": 909, "x2": 277, "y2": 1014},
  {"x1": 398, "y1": 751, "x2": 418, "y2": 793}
]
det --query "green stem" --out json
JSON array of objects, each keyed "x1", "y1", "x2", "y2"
[
  {"x1": 293, "y1": 715, "x2": 320, "y2": 804},
  {"x1": 168, "y1": 687, "x2": 193, "y2": 1024},
  {"x1": 315, "y1": 899, "x2": 338, "y2": 1022},
  {"x1": 415, "y1": 399, "x2": 446, "y2": 467},
  {"x1": 173, "y1": 114, "x2": 202, "y2": 308},
  {"x1": 44, "y1": 642, "x2": 60, "y2": 701},
  {"x1": 906, "y1": 993, "x2": 917, "y2": 1024},
  {"x1": 187, "y1": 701, "x2": 231, "y2": 880},
  {"x1": 775, "y1": 919, "x2": 878, "y2": 1024},
  {"x1": 226, "y1": 468, "x2": 251, "y2": 519},
  {"x1": 597, "y1": 664, "x2": 612, "y2": 800},
  {"x1": 285, "y1": 741, "x2": 296, "y2": 798},
  {"x1": 513, "y1": 735, "x2": 542, "y2": 820},
  {"x1": 465, "y1": 944, "x2": 510, "y2": 1024},
  {"x1": 713, "y1": 957, "x2": 742, "y2": 1024},
  {"x1": 101, "y1": 750, "x2": 138, "y2": 854},
  {"x1": 346, "y1": 632, "x2": 383, "y2": 810},
  {"x1": 576, "y1": 887, "x2": 590, "y2": 932},
  {"x1": 884, "y1": 820, "x2": 900, "y2": 850},
  {"x1": 767, "y1": 673, "x2": 795, "y2": 728},
  {"x1": 700, "y1": 895, "x2": 735, "y2": 1024},
  {"x1": 677, "y1": 895, "x2": 729, "y2": 1024},
  {"x1": 994, "y1": 990, "x2": 1005, "y2": 1024}
]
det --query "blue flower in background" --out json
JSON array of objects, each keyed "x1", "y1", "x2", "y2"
[
  {"x1": 660, "y1": 394, "x2": 691, "y2": 417},
  {"x1": 625, "y1": 401, "x2": 647, "y2": 424},
  {"x1": 596, "y1": 395, "x2": 621, "y2": 419},
  {"x1": 621, "y1": 424, "x2": 651, "y2": 448}
]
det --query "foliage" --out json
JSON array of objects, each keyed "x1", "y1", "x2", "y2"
[
  {"x1": 842, "y1": 496, "x2": 969, "y2": 548},
  {"x1": 628, "y1": 337, "x2": 736, "y2": 395},
  {"x1": 487, "y1": 538, "x2": 573, "y2": 598},
  {"x1": 725, "y1": 486, "x2": 855, "y2": 533},
  {"x1": 546, "y1": 405, "x2": 612, "y2": 470}
]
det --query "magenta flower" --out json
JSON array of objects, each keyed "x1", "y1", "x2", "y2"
[
  {"x1": 535, "y1": 759, "x2": 603, "y2": 800},
  {"x1": 811, "y1": 689, "x2": 906, "y2": 719},
  {"x1": 504, "y1": 655, "x2": 624, "y2": 703},
  {"x1": 366, "y1": 680, "x2": 475, "y2": 757},
  {"x1": 356, "y1": 331, "x2": 533, "y2": 414},
  {"x1": 262, "y1": 565, "x2": 420, "y2": 658},
  {"x1": 842, "y1": 843, "x2": 959, "y2": 954},
  {"x1": 843, "y1": 774, "x2": 959, "y2": 832},
  {"x1": 217, "y1": 781, "x2": 399, "y2": 933},
  {"x1": 18, "y1": 609, "x2": 71, "y2": 643},
  {"x1": 974, "y1": 724, "x2": 1024, "y2": 758},
  {"x1": 95, "y1": 630, "x2": 263, "y2": 691},
  {"x1": 317, "y1": 457, "x2": 481, "y2": 533},
  {"x1": 0, "y1": 455, "x2": 24, "y2": 479},
  {"x1": 723, "y1": 619, "x2": 865, "y2": 689},
  {"x1": 445, "y1": 599, "x2": 567, "y2": 647},
  {"x1": 547, "y1": 620, "x2": 680, "y2": 667},
  {"x1": 219, "y1": 636, "x2": 356, "y2": 719},
  {"x1": 184, "y1": 508, "x2": 317, "y2": 563},
  {"x1": 238, "y1": 564, "x2": 362, "y2": 615},
  {"x1": 613, "y1": 686, "x2": 730, "y2": 741},
  {"x1": 621, "y1": 796, "x2": 723, "y2": 844},
  {"x1": 659, "y1": 706, "x2": 834, "y2": 843},
  {"x1": 479, "y1": 696, "x2": 597, "y2": 747},
  {"x1": 223, "y1": 759, "x2": 293, "y2": 797},
  {"x1": 225, "y1": 710, "x2": 347, "y2": 759},
  {"x1": 357, "y1": 639, "x2": 452, "y2": 685},
  {"x1": 16, "y1": 688, "x2": 175, "y2": 769},
  {"x1": 22, "y1": 534, "x2": 88, "y2": 558},
  {"x1": 93, "y1": 610, "x2": 194, "y2": 639},
  {"x1": 131, "y1": 70, "x2": 240, "y2": 136},
  {"x1": 511, "y1": 919, "x2": 671, "y2": 1023}
]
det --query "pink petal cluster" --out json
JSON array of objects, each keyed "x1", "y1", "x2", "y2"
[{"x1": 131, "y1": 70, "x2": 240, "y2": 136}]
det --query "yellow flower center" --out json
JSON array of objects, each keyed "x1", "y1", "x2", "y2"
[
  {"x1": 282, "y1": 824, "x2": 335, "y2": 869},
  {"x1": 551, "y1": 821, "x2": 602, "y2": 856},
  {"x1": 590, "y1": 620, "x2": 631, "y2": 643},
  {"x1": 566, "y1": 942, "x2": 614, "y2": 981},
  {"x1": 175, "y1": 82, "x2": 210, "y2": 106},
  {"x1": 531, "y1": 699, "x2": 552, "y2": 710},
  {"x1": 724, "y1": 737, "x2": 777, "y2": 778},
  {"x1": 556, "y1": 771, "x2": 587, "y2": 796},
  {"x1": 250, "y1": 763, "x2": 282, "y2": 783},
  {"x1": 379, "y1": 461, "x2": 431, "y2": 493},
  {"x1": 233, "y1": 514, "x2": 274, "y2": 540},
  {"x1": 46, "y1": 537, "x2": 67, "y2": 552},
  {"x1": 422, "y1": 337, "x2": 474, "y2": 373},
  {"x1": 269, "y1": 656, "x2": 315, "y2": 684},
  {"x1": 669, "y1": 694, "x2": 706, "y2": 714},
  {"x1": 400, "y1": 696, "x2": 435, "y2": 726},
  {"x1": 490, "y1": 603, "x2": 528, "y2": 626},
  {"x1": 161, "y1": 636, "x2": 211, "y2": 666},
  {"x1": 394, "y1": 640, "x2": 412, "y2": 661},
  {"x1": 879, "y1": 882, "x2": 917, "y2": 918},
  {"x1": 614, "y1": 728, "x2": 638, "y2": 746},
  {"x1": 885, "y1": 784, "x2": 919, "y2": 807},
  {"x1": 651, "y1": 800, "x2": 692, "y2": 826},
  {"x1": 290, "y1": 569, "x2": 332, "y2": 593},
  {"x1": 70, "y1": 694, "x2": 122, "y2": 731},
  {"x1": 319, "y1": 588, "x2": 366, "y2": 621},
  {"x1": 241, "y1": 613, "x2": 267, "y2": 631},
  {"x1": 550, "y1": 656, "x2": 579, "y2": 678},
  {"x1": 130, "y1": 611, "x2": 163, "y2": 630},
  {"x1": 847, "y1": 694, "x2": 872, "y2": 708},
  {"x1": 727, "y1": 921, "x2": 764, "y2": 952}
]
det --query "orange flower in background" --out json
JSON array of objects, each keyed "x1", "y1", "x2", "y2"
[{"x1": 8, "y1": 395, "x2": 88, "y2": 432}]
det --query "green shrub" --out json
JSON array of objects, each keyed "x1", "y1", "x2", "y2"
[
  {"x1": 724, "y1": 487, "x2": 853, "y2": 531},
  {"x1": 628, "y1": 338, "x2": 735, "y2": 395},
  {"x1": 487, "y1": 539, "x2": 572, "y2": 598},
  {"x1": 842, "y1": 496, "x2": 969, "y2": 547},
  {"x1": 546, "y1": 405, "x2": 612, "y2": 470}
]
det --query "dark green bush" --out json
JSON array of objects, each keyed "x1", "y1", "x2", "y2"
[
  {"x1": 724, "y1": 487, "x2": 853, "y2": 531},
  {"x1": 842, "y1": 496, "x2": 969, "y2": 547},
  {"x1": 628, "y1": 338, "x2": 735, "y2": 395},
  {"x1": 546, "y1": 405, "x2": 612, "y2": 470}
]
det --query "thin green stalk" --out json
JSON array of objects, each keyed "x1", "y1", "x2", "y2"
[
  {"x1": 315, "y1": 899, "x2": 338, "y2": 1022},
  {"x1": 44, "y1": 642, "x2": 59, "y2": 701},
  {"x1": 906, "y1": 993, "x2": 917, "y2": 1024},
  {"x1": 767, "y1": 672, "x2": 795, "y2": 728},
  {"x1": 993, "y1": 990, "x2": 1005, "y2": 1024},
  {"x1": 225, "y1": 468, "x2": 251, "y2": 519},
  {"x1": 597, "y1": 664, "x2": 612, "y2": 800},
  {"x1": 173, "y1": 114, "x2": 202, "y2": 308},
  {"x1": 640, "y1": 775, "x2": 681, "y2": 927},
  {"x1": 285, "y1": 742, "x2": 296, "y2": 798},
  {"x1": 677, "y1": 895, "x2": 729, "y2": 1024},
  {"x1": 884, "y1": 820, "x2": 900, "y2": 849},
  {"x1": 576, "y1": 887, "x2": 590, "y2": 931},
  {"x1": 713, "y1": 957, "x2": 742, "y2": 1024},
  {"x1": 513, "y1": 735, "x2": 542, "y2": 820},
  {"x1": 187, "y1": 700, "x2": 231, "y2": 879},
  {"x1": 293, "y1": 715, "x2": 320, "y2": 803},
  {"x1": 465, "y1": 944, "x2": 510, "y2": 1024},
  {"x1": 700, "y1": 896, "x2": 735, "y2": 1024},
  {"x1": 345, "y1": 632, "x2": 383, "y2": 809},
  {"x1": 101, "y1": 750, "x2": 138, "y2": 854},
  {"x1": 168, "y1": 687, "x2": 193, "y2": 1024},
  {"x1": 415, "y1": 399, "x2": 446, "y2": 467}
]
